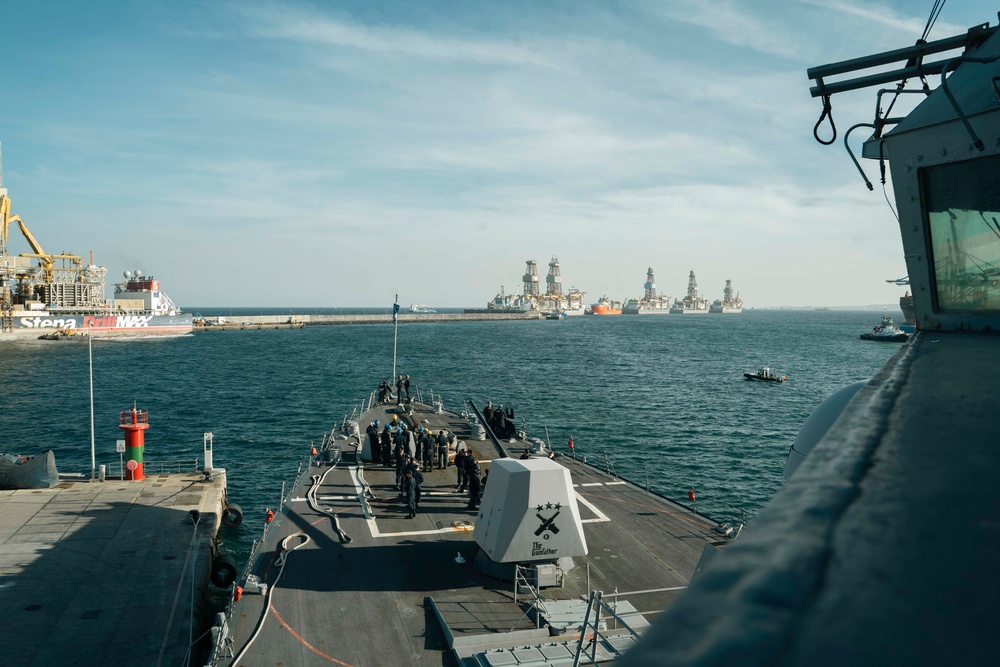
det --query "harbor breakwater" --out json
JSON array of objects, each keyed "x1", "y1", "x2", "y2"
[{"x1": 195, "y1": 311, "x2": 542, "y2": 330}]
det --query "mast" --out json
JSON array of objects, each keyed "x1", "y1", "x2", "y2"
[{"x1": 391, "y1": 294, "x2": 399, "y2": 381}]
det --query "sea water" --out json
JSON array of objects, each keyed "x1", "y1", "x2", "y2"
[{"x1": 0, "y1": 310, "x2": 899, "y2": 562}]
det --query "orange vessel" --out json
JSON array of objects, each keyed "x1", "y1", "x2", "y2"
[{"x1": 590, "y1": 296, "x2": 622, "y2": 315}]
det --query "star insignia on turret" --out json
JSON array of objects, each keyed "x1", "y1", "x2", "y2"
[
  {"x1": 545, "y1": 502, "x2": 553, "y2": 509},
  {"x1": 536, "y1": 505, "x2": 544, "y2": 512},
  {"x1": 554, "y1": 503, "x2": 561, "y2": 510}
]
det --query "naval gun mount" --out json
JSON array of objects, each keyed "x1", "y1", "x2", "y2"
[{"x1": 472, "y1": 457, "x2": 588, "y2": 586}]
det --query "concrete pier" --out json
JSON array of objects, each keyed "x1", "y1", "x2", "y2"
[
  {"x1": 1, "y1": 471, "x2": 229, "y2": 667},
  {"x1": 193, "y1": 311, "x2": 543, "y2": 331}
]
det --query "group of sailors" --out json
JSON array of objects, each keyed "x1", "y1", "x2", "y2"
[
  {"x1": 364, "y1": 417, "x2": 486, "y2": 519},
  {"x1": 482, "y1": 401, "x2": 516, "y2": 439},
  {"x1": 376, "y1": 374, "x2": 412, "y2": 405}
]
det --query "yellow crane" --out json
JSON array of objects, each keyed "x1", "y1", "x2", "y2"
[{"x1": 2, "y1": 178, "x2": 81, "y2": 282}]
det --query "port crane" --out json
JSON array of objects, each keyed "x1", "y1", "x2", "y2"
[{"x1": 1, "y1": 146, "x2": 82, "y2": 282}]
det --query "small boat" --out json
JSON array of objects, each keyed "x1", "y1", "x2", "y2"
[
  {"x1": 0, "y1": 451, "x2": 59, "y2": 489},
  {"x1": 545, "y1": 310, "x2": 567, "y2": 320},
  {"x1": 860, "y1": 315, "x2": 908, "y2": 342},
  {"x1": 744, "y1": 366, "x2": 785, "y2": 382},
  {"x1": 37, "y1": 328, "x2": 77, "y2": 340}
]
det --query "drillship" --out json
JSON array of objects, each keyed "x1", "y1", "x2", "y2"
[
  {"x1": 537, "y1": 256, "x2": 586, "y2": 316},
  {"x1": 0, "y1": 150, "x2": 192, "y2": 339},
  {"x1": 709, "y1": 279, "x2": 744, "y2": 313},
  {"x1": 669, "y1": 270, "x2": 710, "y2": 314},
  {"x1": 623, "y1": 267, "x2": 672, "y2": 314}
]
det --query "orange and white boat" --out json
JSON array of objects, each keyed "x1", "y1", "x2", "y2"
[{"x1": 590, "y1": 296, "x2": 623, "y2": 315}]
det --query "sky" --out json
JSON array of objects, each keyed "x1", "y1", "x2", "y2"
[{"x1": 0, "y1": 0, "x2": 995, "y2": 308}]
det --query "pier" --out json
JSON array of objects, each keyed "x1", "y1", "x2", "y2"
[
  {"x1": 193, "y1": 310, "x2": 542, "y2": 331},
  {"x1": 2, "y1": 470, "x2": 229, "y2": 667}
]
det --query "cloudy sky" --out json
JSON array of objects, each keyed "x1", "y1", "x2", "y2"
[{"x1": 1, "y1": 1, "x2": 993, "y2": 307}]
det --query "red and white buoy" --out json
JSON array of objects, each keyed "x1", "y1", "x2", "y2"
[{"x1": 119, "y1": 407, "x2": 150, "y2": 481}]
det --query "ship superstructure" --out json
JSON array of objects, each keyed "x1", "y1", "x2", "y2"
[
  {"x1": 624, "y1": 267, "x2": 672, "y2": 314},
  {"x1": 0, "y1": 148, "x2": 191, "y2": 338},
  {"x1": 669, "y1": 270, "x2": 710, "y2": 314},
  {"x1": 709, "y1": 279, "x2": 744, "y2": 313}
]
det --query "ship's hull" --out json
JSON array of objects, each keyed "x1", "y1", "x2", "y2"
[
  {"x1": 623, "y1": 305, "x2": 672, "y2": 315},
  {"x1": 6, "y1": 313, "x2": 193, "y2": 338},
  {"x1": 709, "y1": 305, "x2": 744, "y2": 313},
  {"x1": 591, "y1": 305, "x2": 622, "y2": 315},
  {"x1": 859, "y1": 332, "x2": 908, "y2": 342},
  {"x1": 669, "y1": 306, "x2": 710, "y2": 314}
]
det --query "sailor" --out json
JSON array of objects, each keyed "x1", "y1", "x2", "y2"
[
  {"x1": 520, "y1": 448, "x2": 531, "y2": 460},
  {"x1": 436, "y1": 430, "x2": 449, "y2": 469},
  {"x1": 455, "y1": 449, "x2": 468, "y2": 492},
  {"x1": 404, "y1": 470, "x2": 417, "y2": 519},
  {"x1": 406, "y1": 457, "x2": 424, "y2": 507},
  {"x1": 396, "y1": 375, "x2": 404, "y2": 404},
  {"x1": 483, "y1": 402, "x2": 494, "y2": 425},
  {"x1": 467, "y1": 464, "x2": 481, "y2": 511},
  {"x1": 395, "y1": 444, "x2": 407, "y2": 493},
  {"x1": 367, "y1": 420, "x2": 381, "y2": 463},
  {"x1": 404, "y1": 375, "x2": 411, "y2": 402},
  {"x1": 422, "y1": 431, "x2": 435, "y2": 470},
  {"x1": 380, "y1": 425, "x2": 393, "y2": 466}
]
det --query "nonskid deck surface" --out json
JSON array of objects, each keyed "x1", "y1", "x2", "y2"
[{"x1": 225, "y1": 401, "x2": 723, "y2": 666}]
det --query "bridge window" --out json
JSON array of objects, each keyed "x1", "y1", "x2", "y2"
[{"x1": 923, "y1": 154, "x2": 1000, "y2": 313}]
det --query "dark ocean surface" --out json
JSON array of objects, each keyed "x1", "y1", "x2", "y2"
[{"x1": 0, "y1": 310, "x2": 902, "y2": 564}]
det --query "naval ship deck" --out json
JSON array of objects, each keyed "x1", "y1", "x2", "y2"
[{"x1": 223, "y1": 399, "x2": 728, "y2": 666}]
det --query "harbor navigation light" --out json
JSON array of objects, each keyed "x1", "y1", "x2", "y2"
[{"x1": 118, "y1": 407, "x2": 150, "y2": 481}]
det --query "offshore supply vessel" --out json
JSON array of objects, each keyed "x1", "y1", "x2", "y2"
[{"x1": 0, "y1": 154, "x2": 192, "y2": 339}]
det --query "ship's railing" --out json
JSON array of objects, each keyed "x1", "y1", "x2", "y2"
[
  {"x1": 511, "y1": 564, "x2": 553, "y2": 630},
  {"x1": 572, "y1": 586, "x2": 687, "y2": 666},
  {"x1": 103, "y1": 458, "x2": 200, "y2": 477}
]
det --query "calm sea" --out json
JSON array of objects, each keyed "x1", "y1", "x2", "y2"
[{"x1": 0, "y1": 309, "x2": 900, "y2": 563}]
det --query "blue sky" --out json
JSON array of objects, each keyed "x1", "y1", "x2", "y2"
[{"x1": 1, "y1": 0, "x2": 994, "y2": 307}]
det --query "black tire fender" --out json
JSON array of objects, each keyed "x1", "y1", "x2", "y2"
[
  {"x1": 211, "y1": 554, "x2": 238, "y2": 588},
  {"x1": 222, "y1": 503, "x2": 243, "y2": 528}
]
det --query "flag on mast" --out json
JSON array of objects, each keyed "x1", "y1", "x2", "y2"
[{"x1": 392, "y1": 302, "x2": 400, "y2": 324}]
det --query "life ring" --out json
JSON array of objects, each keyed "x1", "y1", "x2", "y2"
[
  {"x1": 210, "y1": 554, "x2": 238, "y2": 587},
  {"x1": 222, "y1": 503, "x2": 243, "y2": 528}
]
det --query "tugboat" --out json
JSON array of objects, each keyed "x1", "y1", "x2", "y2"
[
  {"x1": 860, "y1": 314, "x2": 908, "y2": 342},
  {"x1": 744, "y1": 366, "x2": 785, "y2": 383}
]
